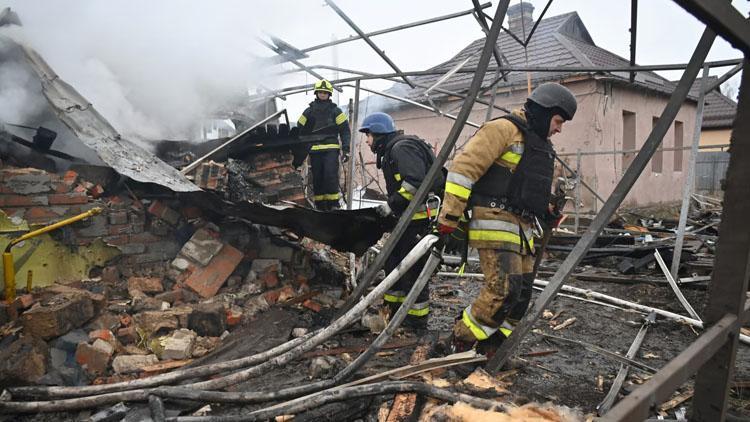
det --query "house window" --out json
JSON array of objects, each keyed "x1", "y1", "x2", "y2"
[
  {"x1": 651, "y1": 116, "x2": 663, "y2": 174},
  {"x1": 674, "y1": 121, "x2": 684, "y2": 171},
  {"x1": 622, "y1": 110, "x2": 636, "y2": 171}
]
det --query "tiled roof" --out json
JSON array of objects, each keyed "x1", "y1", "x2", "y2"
[
  {"x1": 380, "y1": 11, "x2": 683, "y2": 108},
  {"x1": 686, "y1": 76, "x2": 737, "y2": 128}
]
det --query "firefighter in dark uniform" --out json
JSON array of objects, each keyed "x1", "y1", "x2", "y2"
[
  {"x1": 437, "y1": 83, "x2": 577, "y2": 357},
  {"x1": 360, "y1": 112, "x2": 445, "y2": 330},
  {"x1": 296, "y1": 79, "x2": 351, "y2": 210}
]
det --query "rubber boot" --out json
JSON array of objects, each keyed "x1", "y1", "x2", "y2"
[{"x1": 476, "y1": 332, "x2": 505, "y2": 361}]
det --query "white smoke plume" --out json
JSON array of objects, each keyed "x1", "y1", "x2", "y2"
[{"x1": 0, "y1": 1, "x2": 307, "y2": 141}]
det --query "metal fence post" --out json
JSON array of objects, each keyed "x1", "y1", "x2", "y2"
[
  {"x1": 575, "y1": 149, "x2": 582, "y2": 233},
  {"x1": 671, "y1": 64, "x2": 709, "y2": 279}
]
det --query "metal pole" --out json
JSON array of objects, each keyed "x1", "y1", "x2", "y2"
[
  {"x1": 691, "y1": 59, "x2": 750, "y2": 421},
  {"x1": 672, "y1": 0, "x2": 750, "y2": 56},
  {"x1": 524, "y1": 0, "x2": 553, "y2": 46},
  {"x1": 703, "y1": 61, "x2": 743, "y2": 93},
  {"x1": 575, "y1": 149, "x2": 582, "y2": 234},
  {"x1": 487, "y1": 27, "x2": 717, "y2": 373},
  {"x1": 181, "y1": 109, "x2": 285, "y2": 174},
  {"x1": 629, "y1": 0, "x2": 638, "y2": 83},
  {"x1": 339, "y1": 84, "x2": 481, "y2": 129},
  {"x1": 257, "y1": 38, "x2": 343, "y2": 93},
  {"x1": 337, "y1": 0, "x2": 511, "y2": 317},
  {"x1": 299, "y1": 3, "x2": 492, "y2": 55},
  {"x1": 324, "y1": 0, "x2": 414, "y2": 88},
  {"x1": 265, "y1": 59, "x2": 742, "y2": 97},
  {"x1": 347, "y1": 80, "x2": 361, "y2": 289},
  {"x1": 485, "y1": 68, "x2": 502, "y2": 122},
  {"x1": 671, "y1": 64, "x2": 709, "y2": 280}
]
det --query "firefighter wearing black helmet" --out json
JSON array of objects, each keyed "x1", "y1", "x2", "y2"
[
  {"x1": 296, "y1": 80, "x2": 351, "y2": 210},
  {"x1": 437, "y1": 82, "x2": 577, "y2": 358},
  {"x1": 360, "y1": 111, "x2": 444, "y2": 330}
]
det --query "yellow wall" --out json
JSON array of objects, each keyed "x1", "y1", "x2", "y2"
[{"x1": 700, "y1": 128, "x2": 732, "y2": 151}]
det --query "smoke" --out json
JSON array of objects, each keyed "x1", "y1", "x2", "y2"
[{"x1": 0, "y1": 0, "x2": 304, "y2": 141}]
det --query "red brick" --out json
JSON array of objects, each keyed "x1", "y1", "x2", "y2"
[
  {"x1": 89, "y1": 184, "x2": 105, "y2": 199},
  {"x1": 74, "y1": 185, "x2": 87, "y2": 193},
  {"x1": 119, "y1": 314, "x2": 132, "y2": 327},
  {"x1": 181, "y1": 206, "x2": 203, "y2": 220},
  {"x1": 88, "y1": 329, "x2": 115, "y2": 343},
  {"x1": 302, "y1": 299, "x2": 322, "y2": 313},
  {"x1": 260, "y1": 270, "x2": 279, "y2": 289},
  {"x1": 108, "y1": 224, "x2": 132, "y2": 235},
  {"x1": 278, "y1": 285, "x2": 296, "y2": 303},
  {"x1": 14, "y1": 294, "x2": 35, "y2": 310},
  {"x1": 185, "y1": 244, "x2": 244, "y2": 298},
  {"x1": 263, "y1": 288, "x2": 281, "y2": 305},
  {"x1": 226, "y1": 308, "x2": 243, "y2": 326},
  {"x1": 53, "y1": 182, "x2": 70, "y2": 193},
  {"x1": 108, "y1": 209, "x2": 129, "y2": 225},
  {"x1": 24, "y1": 207, "x2": 62, "y2": 224},
  {"x1": 62, "y1": 170, "x2": 78, "y2": 186},
  {"x1": 129, "y1": 232, "x2": 160, "y2": 243},
  {"x1": 0, "y1": 195, "x2": 47, "y2": 207},
  {"x1": 128, "y1": 277, "x2": 164, "y2": 294},
  {"x1": 48, "y1": 192, "x2": 88, "y2": 205},
  {"x1": 147, "y1": 200, "x2": 180, "y2": 225},
  {"x1": 103, "y1": 235, "x2": 129, "y2": 246},
  {"x1": 75, "y1": 341, "x2": 113, "y2": 376}
]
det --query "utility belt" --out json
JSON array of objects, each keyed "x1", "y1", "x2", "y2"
[{"x1": 469, "y1": 193, "x2": 537, "y2": 222}]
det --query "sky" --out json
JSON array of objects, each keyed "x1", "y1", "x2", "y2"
[{"x1": 1, "y1": 0, "x2": 748, "y2": 140}]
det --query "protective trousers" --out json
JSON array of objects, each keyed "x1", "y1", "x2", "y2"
[
  {"x1": 384, "y1": 221, "x2": 430, "y2": 324},
  {"x1": 310, "y1": 150, "x2": 341, "y2": 210},
  {"x1": 453, "y1": 249, "x2": 534, "y2": 342}
]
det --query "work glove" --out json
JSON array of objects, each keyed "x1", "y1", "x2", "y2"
[
  {"x1": 437, "y1": 223, "x2": 456, "y2": 236},
  {"x1": 544, "y1": 209, "x2": 564, "y2": 229},
  {"x1": 341, "y1": 153, "x2": 350, "y2": 163},
  {"x1": 376, "y1": 203, "x2": 392, "y2": 217}
]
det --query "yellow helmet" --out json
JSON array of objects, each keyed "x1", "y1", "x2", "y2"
[{"x1": 314, "y1": 79, "x2": 334, "y2": 95}]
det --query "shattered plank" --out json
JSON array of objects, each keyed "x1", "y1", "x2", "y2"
[
  {"x1": 385, "y1": 337, "x2": 434, "y2": 422},
  {"x1": 302, "y1": 339, "x2": 419, "y2": 359}
]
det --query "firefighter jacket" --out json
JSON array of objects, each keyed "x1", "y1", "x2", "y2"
[
  {"x1": 438, "y1": 109, "x2": 537, "y2": 253},
  {"x1": 297, "y1": 99, "x2": 351, "y2": 153},
  {"x1": 379, "y1": 132, "x2": 444, "y2": 221}
]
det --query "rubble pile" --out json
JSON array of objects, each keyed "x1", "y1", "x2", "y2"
[{"x1": 0, "y1": 164, "x2": 351, "y2": 392}]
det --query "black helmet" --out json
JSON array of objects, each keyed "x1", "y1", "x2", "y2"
[{"x1": 528, "y1": 83, "x2": 577, "y2": 120}]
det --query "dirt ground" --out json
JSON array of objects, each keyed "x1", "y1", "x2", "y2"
[{"x1": 6, "y1": 256, "x2": 749, "y2": 421}]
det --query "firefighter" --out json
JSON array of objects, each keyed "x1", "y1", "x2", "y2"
[
  {"x1": 437, "y1": 83, "x2": 577, "y2": 357},
  {"x1": 360, "y1": 112, "x2": 444, "y2": 330},
  {"x1": 296, "y1": 79, "x2": 351, "y2": 210}
]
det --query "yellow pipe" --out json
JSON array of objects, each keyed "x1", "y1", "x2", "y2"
[
  {"x1": 3, "y1": 207, "x2": 102, "y2": 302},
  {"x1": 26, "y1": 270, "x2": 33, "y2": 292}
]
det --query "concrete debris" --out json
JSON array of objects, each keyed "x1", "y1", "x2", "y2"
[
  {"x1": 89, "y1": 402, "x2": 130, "y2": 422},
  {"x1": 75, "y1": 338, "x2": 114, "y2": 376},
  {"x1": 309, "y1": 355, "x2": 340, "y2": 379},
  {"x1": 20, "y1": 292, "x2": 95, "y2": 339},
  {"x1": 0, "y1": 336, "x2": 48, "y2": 387},
  {"x1": 187, "y1": 302, "x2": 227, "y2": 337},
  {"x1": 161, "y1": 329, "x2": 197, "y2": 360},
  {"x1": 111, "y1": 354, "x2": 159, "y2": 374}
]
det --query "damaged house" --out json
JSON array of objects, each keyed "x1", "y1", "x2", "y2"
[{"x1": 358, "y1": 3, "x2": 702, "y2": 210}]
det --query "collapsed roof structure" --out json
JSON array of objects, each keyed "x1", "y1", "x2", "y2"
[{"x1": 0, "y1": 1, "x2": 749, "y2": 421}]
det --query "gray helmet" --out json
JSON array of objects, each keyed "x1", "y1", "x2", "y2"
[{"x1": 528, "y1": 83, "x2": 577, "y2": 120}]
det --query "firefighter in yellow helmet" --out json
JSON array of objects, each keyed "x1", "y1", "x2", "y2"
[
  {"x1": 437, "y1": 83, "x2": 577, "y2": 359},
  {"x1": 295, "y1": 80, "x2": 351, "y2": 210}
]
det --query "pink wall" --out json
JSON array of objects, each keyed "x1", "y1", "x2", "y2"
[{"x1": 352, "y1": 78, "x2": 696, "y2": 210}]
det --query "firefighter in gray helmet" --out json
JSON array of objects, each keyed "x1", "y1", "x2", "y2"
[{"x1": 437, "y1": 82, "x2": 576, "y2": 361}]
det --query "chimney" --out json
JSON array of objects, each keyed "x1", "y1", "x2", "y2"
[{"x1": 507, "y1": 2, "x2": 535, "y2": 39}]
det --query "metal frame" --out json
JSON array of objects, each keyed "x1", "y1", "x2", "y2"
[{"x1": 246, "y1": 2, "x2": 750, "y2": 418}]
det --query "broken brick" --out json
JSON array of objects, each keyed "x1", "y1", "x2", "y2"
[
  {"x1": 226, "y1": 307, "x2": 243, "y2": 326},
  {"x1": 14, "y1": 294, "x2": 35, "y2": 310},
  {"x1": 128, "y1": 277, "x2": 164, "y2": 294},
  {"x1": 181, "y1": 206, "x2": 203, "y2": 220},
  {"x1": 185, "y1": 244, "x2": 244, "y2": 298},
  {"x1": 180, "y1": 228, "x2": 224, "y2": 266},
  {"x1": 112, "y1": 354, "x2": 159, "y2": 374},
  {"x1": 302, "y1": 299, "x2": 322, "y2": 313},
  {"x1": 62, "y1": 170, "x2": 78, "y2": 187},
  {"x1": 187, "y1": 302, "x2": 226, "y2": 337},
  {"x1": 107, "y1": 210, "x2": 129, "y2": 225},
  {"x1": 278, "y1": 285, "x2": 296, "y2": 303},
  {"x1": 88, "y1": 329, "x2": 115, "y2": 343},
  {"x1": 161, "y1": 329, "x2": 196, "y2": 360},
  {"x1": 20, "y1": 292, "x2": 95, "y2": 340},
  {"x1": 75, "y1": 339, "x2": 114, "y2": 376},
  {"x1": 154, "y1": 288, "x2": 183, "y2": 305},
  {"x1": 133, "y1": 311, "x2": 179, "y2": 335},
  {"x1": 260, "y1": 270, "x2": 279, "y2": 289},
  {"x1": 24, "y1": 207, "x2": 62, "y2": 224},
  {"x1": 263, "y1": 288, "x2": 281, "y2": 305},
  {"x1": 0, "y1": 336, "x2": 48, "y2": 387},
  {"x1": 0, "y1": 194, "x2": 48, "y2": 207},
  {"x1": 116, "y1": 326, "x2": 138, "y2": 345},
  {"x1": 89, "y1": 184, "x2": 105, "y2": 199},
  {"x1": 147, "y1": 200, "x2": 181, "y2": 225},
  {"x1": 48, "y1": 192, "x2": 89, "y2": 205}
]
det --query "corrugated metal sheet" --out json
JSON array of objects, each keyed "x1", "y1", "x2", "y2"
[{"x1": 17, "y1": 39, "x2": 200, "y2": 192}]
